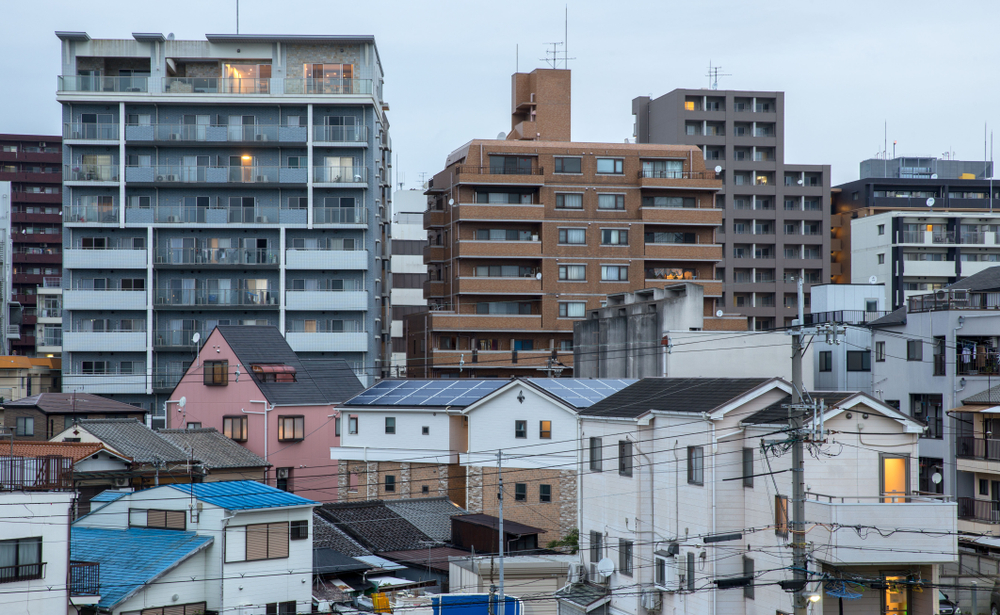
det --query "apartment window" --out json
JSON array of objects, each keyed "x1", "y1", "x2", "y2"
[
  {"x1": 919, "y1": 457, "x2": 944, "y2": 494},
  {"x1": 348, "y1": 415, "x2": 358, "y2": 434},
  {"x1": 618, "y1": 440, "x2": 633, "y2": 476},
  {"x1": 515, "y1": 420, "x2": 527, "y2": 439},
  {"x1": 590, "y1": 531, "x2": 603, "y2": 562},
  {"x1": 818, "y1": 350, "x2": 832, "y2": 372},
  {"x1": 601, "y1": 265, "x2": 628, "y2": 281},
  {"x1": 223, "y1": 416, "x2": 247, "y2": 441},
  {"x1": 601, "y1": 229, "x2": 628, "y2": 245},
  {"x1": 290, "y1": 520, "x2": 308, "y2": 540},
  {"x1": 513, "y1": 339, "x2": 534, "y2": 351},
  {"x1": 875, "y1": 341, "x2": 886, "y2": 362},
  {"x1": 906, "y1": 340, "x2": 923, "y2": 361},
  {"x1": 0, "y1": 537, "x2": 42, "y2": 582},
  {"x1": 503, "y1": 482, "x2": 523, "y2": 502},
  {"x1": 14, "y1": 416, "x2": 33, "y2": 437},
  {"x1": 422, "y1": 426, "x2": 430, "y2": 435},
  {"x1": 589, "y1": 437, "x2": 603, "y2": 471},
  {"x1": 558, "y1": 265, "x2": 586, "y2": 281},
  {"x1": 553, "y1": 157, "x2": 582, "y2": 173},
  {"x1": 539, "y1": 484, "x2": 552, "y2": 503},
  {"x1": 687, "y1": 446, "x2": 704, "y2": 485},
  {"x1": 231, "y1": 522, "x2": 289, "y2": 562},
  {"x1": 642, "y1": 196, "x2": 695, "y2": 208},
  {"x1": 596, "y1": 158, "x2": 624, "y2": 174},
  {"x1": 382, "y1": 417, "x2": 397, "y2": 434},
  {"x1": 877, "y1": 253, "x2": 885, "y2": 265},
  {"x1": 265, "y1": 602, "x2": 297, "y2": 615},
  {"x1": 619, "y1": 539, "x2": 633, "y2": 576},
  {"x1": 385, "y1": 475, "x2": 396, "y2": 492},
  {"x1": 555, "y1": 193, "x2": 583, "y2": 209},
  {"x1": 539, "y1": 420, "x2": 552, "y2": 439},
  {"x1": 204, "y1": 360, "x2": 228, "y2": 386},
  {"x1": 775, "y1": 495, "x2": 789, "y2": 536},
  {"x1": 877, "y1": 224, "x2": 885, "y2": 235},
  {"x1": 846, "y1": 350, "x2": 871, "y2": 372},
  {"x1": 911, "y1": 394, "x2": 943, "y2": 439},
  {"x1": 559, "y1": 302, "x2": 587, "y2": 318},
  {"x1": 277, "y1": 416, "x2": 305, "y2": 441},
  {"x1": 132, "y1": 508, "x2": 187, "y2": 530},
  {"x1": 981, "y1": 479, "x2": 990, "y2": 496},
  {"x1": 597, "y1": 194, "x2": 625, "y2": 210},
  {"x1": 558, "y1": 228, "x2": 586, "y2": 244},
  {"x1": 743, "y1": 556, "x2": 755, "y2": 599},
  {"x1": 743, "y1": 448, "x2": 754, "y2": 488}
]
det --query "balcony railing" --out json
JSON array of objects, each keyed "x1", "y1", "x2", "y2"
[
  {"x1": 39, "y1": 308, "x2": 61, "y2": 318},
  {"x1": 961, "y1": 232, "x2": 986, "y2": 244},
  {"x1": 0, "y1": 562, "x2": 46, "y2": 584},
  {"x1": 909, "y1": 290, "x2": 1000, "y2": 312},
  {"x1": 639, "y1": 170, "x2": 713, "y2": 180},
  {"x1": 69, "y1": 562, "x2": 99, "y2": 596},
  {"x1": 128, "y1": 165, "x2": 291, "y2": 184},
  {"x1": 164, "y1": 77, "x2": 270, "y2": 94},
  {"x1": 313, "y1": 166, "x2": 368, "y2": 183},
  {"x1": 154, "y1": 247, "x2": 278, "y2": 266},
  {"x1": 66, "y1": 205, "x2": 119, "y2": 223},
  {"x1": 154, "y1": 328, "x2": 206, "y2": 347},
  {"x1": 314, "y1": 207, "x2": 367, "y2": 224},
  {"x1": 58, "y1": 75, "x2": 148, "y2": 92},
  {"x1": 932, "y1": 232, "x2": 956, "y2": 244},
  {"x1": 130, "y1": 123, "x2": 293, "y2": 143},
  {"x1": 154, "y1": 288, "x2": 276, "y2": 307},
  {"x1": 64, "y1": 165, "x2": 119, "y2": 182},
  {"x1": 455, "y1": 165, "x2": 543, "y2": 176},
  {"x1": 136, "y1": 205, "x2": 281, "y2": 224},
  {"x1": 283, "y1": 78, "x2": 373, "y2": 95},
  {"x1": 803, "y1": 310, "x2": 890, "y2": 325},
  {"x1": 59, "y1": 75, "x2": 376, "y2": 96},
  {"x1": 956, "y1": 436, "x2": 1000, "y2": 461},
  {"x1": 65, "y1": 122, "x2": 118, "y2": 140},
  {"x1": 42, "y1": 277, "x2": 63, "y2": 288},
  {"x1": 958, "y1": 496, "x2": 1000, "y2": 523},
  {"x1": 0, "y1": 455, "x2": 73, "y2": 491}
]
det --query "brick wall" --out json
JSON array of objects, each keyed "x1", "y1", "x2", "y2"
[
  {"x1": 285, "y1": 44, "x2": 365, "y2": 79},
  {"x1": 470, "y1": 465, "x2": 575, "y2": 540},
  {"x1": 337, "y1": 460, "x2": 454, "y2": 502}
]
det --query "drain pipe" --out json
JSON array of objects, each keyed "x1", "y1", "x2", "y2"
[
  {"x1": 631, "y1": 422, "x2": 655, "y2": 613},
  {"x1": 244, "y1": 400, "x2": 272, "y2": 483},
  {"x1": 705, "y1": 413, "x2": 746, "y2": 615}
]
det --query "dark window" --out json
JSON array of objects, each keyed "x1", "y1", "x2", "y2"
[
  {"x1": 618, "y1": 440, "x2": 633, "y2": 476},
  {"x1": 515, "y1": 420, "x2": 527, "y2": 438},
  {"x1": 686, "y1": 552, "x2": 695, "y2": 591},
  {"x1": 290, "y1": 520, "x2": 309, "y2": 540},
  {"x1": 223, "y1": 416, "x2": 247, "y2": 441},
  {"x1": 554, "y1": 157, "x2": 582, "y2": 174},
  {"x1": 266, "y1": 601, "x2": 297, "y2": 615},
  {"x1": 919, "y1": 457, "x2": 944, "y2": 494},
  {"x1": 911, "y1": 394, "x2": 943, "y2": 439},
  {"x1": 385, "y1": 475, "x2": 396, "y2": 492},
  {"x1": 981, "y1": 479, "x2": 990, "y2": 496},
  {"x1": 875, "y1": 341, "x2": 886, "y2": 362},
  {"x1": 0, "y1": 537, "x2": 42, "y2": 583},
  {"x1": 907, "y1": 340, "x2": 923, "y2": 361},
  {"x1": 422, "y1": 426, "x2": 430, "y2": 435},
  {"x1": 385, "y1": 417, "x2": 396, "y2": 434},
  {"x1": 775, "y1": 495, "x2": 788, "y2": 537},
  {"x1": 422, "y1": 485, "x2": 430, "y2": 494},
  {"x1": 514, "y1": 483, "x2": 527, "y2": 501},
  {"x1": 885, "y1": 399, "x2": 900, "y2": 410},
  {"x1": 846, "y1": 350, "x2": 871, "y2": 372},
  {"x1": 743, "y1": 448, "x2": 754, "y2": 488},
  {"x1": 204, "y1": 360, "x2": 228, "y2": 385},
  {"x1": 687, "y1": 446, "x2": 704, "y2": 485},
  {"x1": 589, "y1": 531, "x2": 602, "y2": 562},
  {"x1": 743, "y1": 556, "x2": 754, "y2": 599},
  {"x1": 276, "y1": 468, "x2": 291, "y2": 492},
  {"x1": 819, "y1": 351, "x2": 832, "y2": 372},
  {"x1": 539, "y1": 484, "x2": 552, "y2": 503},
  {"x1": 589, "y1": 437, "x2": 602, "y2": 471},
  {"x1": 539, "y1": 420, "x2": 552, "y2": 439},
  {"x1": 136, "y1": 509, "x2": 186, "y2": 530},
  {"x1": 14, "y1": 416, "x2": 33, "y2": 437},
  {"x1": 348, "y1": 416, "x2": 358, "y2": 434},
  {"x1": 619, "y1": 538, "x2": 633, "y2": 576},
  {"x1": 655, "y1": 556, "x2": 666, "y2": 586},
  {"x1": 277, "y1": 416, "x2": 305, "y2": 441}
]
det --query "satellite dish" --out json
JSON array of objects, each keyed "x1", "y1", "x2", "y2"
[
  {"x1": 167, "y1": 33, "x2": 175, "y2": 41},
  {"x1": 868, "y1": 275, "x2": 878, "y2": 285},
  {"x1": 178, "y1": 396, "x2": 186, "y2": 409},
  {"x1": 535, "y1": 272, "x2": 542, "y2": 280},
  {"x1": 497, "y1": 132, "x2": 507, "y2": 140},
  {"x1": 926, "y1": 197, "x2": 935, "y2": 207},
  {"x1": 932, "y1": 472, "x2": 943, "y2": 485},
  {"x1": 715, "y1": 309, "x2": 724, "y2": 317},
  {"x1": 192, "y1": 332, "x2": 201, "y2": 345},
  {"x1": 597, "y1": 558, "x2": 615, "y2": 578},
  {"x1": 931, "y1": 173, "x2": 938, "y2": 179},
  {"x1": 448, "y1": 198, "x2": 455, "y2": 206},
  {"x1": 797, "y1": 179, "x2": 804, "y2": 186},
  {"x1": 714, "y1": 165, "x2": 723, "y2": 174}
]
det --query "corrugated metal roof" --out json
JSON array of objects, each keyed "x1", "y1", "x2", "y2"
[
  {"x1": 90, "y1": 490, "x2": 129, "y2": 503},
  {"x1": 167, "y1": 480, "x2": 318, "y2": 510},
  {"x1": 71, "y1": 527, "x2": 213, "y2": 608}
]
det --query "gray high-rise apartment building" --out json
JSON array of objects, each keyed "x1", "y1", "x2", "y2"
[
  {"x1": 56, "y1": 32, "x2": 391, "y2": 424},
  {"x1": 633, "y1": 90, "x2": 830, "y2": 329}
]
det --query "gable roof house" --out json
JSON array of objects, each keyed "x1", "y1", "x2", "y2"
[
  {"x1": 573, "y1": 377, "x2": 955, "y2": 615},
  {"x1": 168, "y1": 325, "x2": 365, "y2": 499},
  {"x1": 72, "y1": 480, "x2": 317, "y2": 614}
]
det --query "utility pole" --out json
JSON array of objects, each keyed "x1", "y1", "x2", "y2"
[
  {"x1": 790, "y1": 277, "x2": 807, "y2": 615},
  {"x1": 497, "y1": 451, "x2": 505, "y2": 615}
]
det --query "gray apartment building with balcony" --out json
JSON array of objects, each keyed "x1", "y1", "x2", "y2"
[
  {"x1": 56, "y1": 32, "x2": 391, "y2": 424},
  {"x1": 633, "y1": 89, "x2": 830, "y2": 329}
]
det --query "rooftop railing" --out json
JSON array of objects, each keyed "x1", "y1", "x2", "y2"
[
  {"x1": 0, "y1": 455, "x2": 73, "y2": 491},
  {"x1": 804, "y1": 310, "x2": 889, "y2": 325},
  {"x1": 59, "y1": 76, "x2": 375, "y2": 97},
  {"x1": 58, "y1": 75, "x2": 148, "y2": 92},
  {"x1": 908, "y1": 290, "x2": 1000, "y2": 313},
  {"x1": 69, "y1": 562, "x2": 99, "y2": 596},
  {"x1": 639, "y1": 169, "x2": 713, "y2": 180}
]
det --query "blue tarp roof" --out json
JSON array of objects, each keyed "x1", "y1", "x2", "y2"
[
  {"x1": 90, "y1": 490, "x2": 128, "y2": 503},
  {"x1": 71, "y1": 527, "x2": 213, "y2": 608},
  {"x1": 166, "y1": 480, "x2": 318, "y2": 510}
]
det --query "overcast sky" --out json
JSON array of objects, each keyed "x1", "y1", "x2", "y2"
[{"x1": 4, "y1": 0, "x2": 1000, "y2": 186}]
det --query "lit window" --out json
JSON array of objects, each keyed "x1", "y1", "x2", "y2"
[
  {"x1": 539, "y1": 420, "x2": 552, "y2": 439},
  {"x1": 684, "y1": 101, "x2": 695, "y2": 111}
]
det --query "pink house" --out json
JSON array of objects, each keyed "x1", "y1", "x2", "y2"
[{"x1": 167, "y1": 325, "x2": 363, "y2": 501}]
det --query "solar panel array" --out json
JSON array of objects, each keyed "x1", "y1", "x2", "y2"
[
  {"x1": 528, "y1": 379, "x2": 637, "y2": 408},
  {"x1": 345, "y1": 378, "x2": 636, "y2": 408}
]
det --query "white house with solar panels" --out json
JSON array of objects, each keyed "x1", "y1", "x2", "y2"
[{"x1": 332, "y1": 377, "x2": 634, "y2": 538}]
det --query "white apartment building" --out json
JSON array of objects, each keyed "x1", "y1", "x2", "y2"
[
  {"x1": 810, "y1": 283, "x2": 887, "y2": 393},
  {"x1": 573, "y1": 377, "x2": 956, "y2": 615},
  {"x1": 390, "y1": 188, "x2": 428, "y2": 376}
]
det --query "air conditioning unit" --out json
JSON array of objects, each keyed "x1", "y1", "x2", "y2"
[
  {"x1": 952, "y1": 289, "x2": 970, "y2": 303},
  {"x1": 568, "y1": 563, "x2": 585, "y2": 584},
  {"x1": 166, "y1": 174, "x2": 179, "y2": 182},
  {"x1": 935, "y1": 289, "x2": 949, "y2": 301},
  {"x1": 354, "y1": 174, "x2": 363, "y2": 182},
  {"x1": 113, "y1": 477, "x2": 129, "y2": 488},
  {"x1": 167, "y1": 215, "x2": 180, "y2": 223},
  {"x1": 640, "y1": 590, "x2": 661, "y2": 612},
  {"x1": 156, "y1": 175, "x2": 165, "y2": 181},
  {"x1": 169, "y1": 133, "x2": 181, "y2": 140},
  {"x1": 126, "y1": 87, "x2": 141, "y2": 93},
  {"x1": 276, "y1": 468, "x2": 290, "y2": 479},
  {"x1": 256, "y1": 216, "x2": 269, "y2": 223},
  {"x1": 255, "y1": 134, "x2": 268, "y2": 141}
]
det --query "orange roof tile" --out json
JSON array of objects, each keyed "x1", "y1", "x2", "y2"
[{"x1": 7, "y1": 441, "x2": 131, "y2": 463}]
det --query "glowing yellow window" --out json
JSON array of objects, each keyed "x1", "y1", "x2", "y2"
[
  {"x1": 881, "y1": 455, "x2": 908, "y2": 503},
  {"x1": 884, "y1": 576, "x2": 908, "y2": 614},
  {"x1": 684, "y1": 101, "x2": 695, "y2": 111}
]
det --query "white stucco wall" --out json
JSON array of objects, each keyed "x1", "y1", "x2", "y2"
[{"x1": 0, "y1": 492, "x2": 74, "y2": 614}]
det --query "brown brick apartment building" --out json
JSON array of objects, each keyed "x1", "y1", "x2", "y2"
[
  {"x1": 407, "y1": 69, "x2": 739, "y2": 378},
  {"x1": 0, "y1": 135, "x2": 63, "y2": 356}
]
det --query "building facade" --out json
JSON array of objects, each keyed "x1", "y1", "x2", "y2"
[
  {"x1": 633, "y1": 90, "x2": 831, "y2": 330},
  {"x1": 0, "y1": 135, "x2": 63, "y2": 357},
  {"x1": 808, "y1": 283, "x2": 887, "y2": 393},
  {"x1": 55, "y1": 32, "x2": 391, "y2": 418},
  {"x1": 390, "y1": 188, "x2": 428, "y2": 376},
  {"x1": 860, "y1": 155, "x2": 991, "y2": 180}
]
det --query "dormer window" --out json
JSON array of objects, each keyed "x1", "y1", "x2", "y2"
[{"x1": 252, "y1": 364, "x2": 296, "y2": 383}]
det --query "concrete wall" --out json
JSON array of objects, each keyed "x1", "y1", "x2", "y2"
[{"x1": 0, "y1": 492, "x2": 73, "y2": 613}]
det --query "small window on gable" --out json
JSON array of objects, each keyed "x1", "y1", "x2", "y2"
[
  {"x1": 252, "y1": 364, "x2": 296, "y2": 382},
  {"x1": 204, "y1": 360, "x2": 228, "y2": 386}
]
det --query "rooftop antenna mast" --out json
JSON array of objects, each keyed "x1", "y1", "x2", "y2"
[
  {"x1": 706, "y1": 61, "x2": 730, "y2": 90},
  {"x1": 236, "y1": 0, "x2": 239, "y2": 34},
  {"x1": 541, "y1": 7, "x2": 575, "y2": 69}
]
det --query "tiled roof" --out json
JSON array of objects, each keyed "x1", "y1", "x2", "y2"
[
  {"x1": 157, "y1": 428, "x2": 268, "y2": 469},
  {"x1": 379, "y1": 547, "x2": 470, "y2": 572},
  {"x1": 8, "y1": 441, "x2": 127, "y2": 463},
  {"x1": 742, "y1": 391, "x2": 856, "y2": 425},
  {"x1": 453, "y1": 514, "x2": 546, "y2": 535},
  {"x1": 383, "y1": 497, "x2": 467, "y2": 543},
  {"x1": 580, "y1": 378, "x2": 772, "y2": 418},
  {"x1": 317, "y1": 500, "x2": 434, "y2": 552},
  {"x1": 868, "y1": 306, "x2": 907, "y2": 327},
  {"x1": 214, "y1": 326, "x2": 364, "y2": 405},
  {"x1": 949, "y1": 267, "x2": 1000, "y2": 291},
  {"x1": 167, "y1": 480, "x2": 318, "y2": 510},
  {"x1": 74, "y1": 419, "x2": 189, "y2": 464},
  {"x1": 314, "y1": 549, "x2": 371, "y2": 575},
  {"x1": 313, "y1": 512, "x2": 372, "y2": 557},
  {"x1": 4, "y1": 393, "x2": 145, "y2": 415},
  {"x1": 71, "y1": 527, "x2": 213, "y2": 609},
  {"x1": 964, "y1": 384, "x2": 1000, "y2": 405}
]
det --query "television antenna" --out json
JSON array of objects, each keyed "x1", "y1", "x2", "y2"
[
  {"x1": 706, "y1": 61, "x2": 731, "y2": 90},
  {"x1": 541, "y1": 6, "x2": 575, "y2": 69}
]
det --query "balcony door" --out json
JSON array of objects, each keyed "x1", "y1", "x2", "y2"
[
  {"x1": 80, "y1": 113, "x2": 114, "y2": 139},
  {"x1": 207, "y1": 279, "x2": 231, "y2": 305},
  {"x1": 181, "y1": 155, "x2": 209, "y2": 183},
  {"x1": 230, "y1": 155, "x2": 255, "y2": 183},
  {"x1": 324, "y1": 156, "x2": 355, "y2": 182},
  {"x1": 183, "y1": 114, "x2": 210, "y2": 141},
  {"x1": 169, "y1": 237, "x2": 195, "y2": 264},
  {"x1": 169, "y1": 278, "x2": 195, "y2": 305},
  {"x1": 228, "y1": 115, "x2": 255, "y2": 142},
  {"x1": 880, "y1": 454, "x2": 909, "y2": 503}
]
